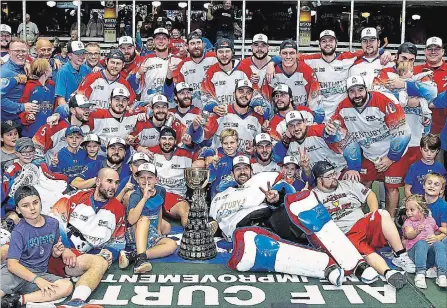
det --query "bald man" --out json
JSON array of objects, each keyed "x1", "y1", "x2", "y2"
[{"x1": 35, "y1": 39, "x2": 62, "y2": 75}]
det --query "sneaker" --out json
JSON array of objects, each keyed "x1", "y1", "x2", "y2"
[
  {"x1": 385, "y1": 270, "x2": 407, "y2": 289},
  {"x1": 426, "y1": 267, "x2": 437, "y2": 279},
  {"x1": 1, "y1": 294, "x2": 21, "y2": 308},
  {"x1": 134, "y1": 254, "x2": 152, "y2": 274},
  {"x1": 57, "y1": 299, "x2": 104, "y2": 308},
  {"x1": 119, "y1": 250, "x2": 135, "y2": 269},
  {"x1": 414, "y1": 273, "x2": 427, "y2": 289},
  {"x1": 392, "y1": 252, "x2": 416, "y2": 273},
  {"x1": 436, "y1": 275, "x2": 447, "y2": 288}
]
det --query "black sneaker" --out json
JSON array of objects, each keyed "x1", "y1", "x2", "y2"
[
  {"x1": 1, "y1": 294, "x2": 21, "y2": 308},
  {"x1": 134, "y1": 253, "x2": 152, "y2": 274},
  {"x1": 385, "y1": 270, "x2": 407, "y2": 289},
  {"x1": 119, "y1": 250, "x2": 136, "y2": 269}
]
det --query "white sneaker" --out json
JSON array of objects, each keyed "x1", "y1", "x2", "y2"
[
  {"x1": 436, "y1": 275, "x2": 447, "y2": 288},
  {"x1": 426, "y1": 267, "x2": 437, "y2": 279},
  {"x1": 414, "y1": 274, "x2": 427, "y2": 289},
  {"x1": 392, "y1": 252, "x2": 416, "y2": 273}
]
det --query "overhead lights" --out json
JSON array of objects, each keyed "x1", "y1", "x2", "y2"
[
  {"x1": 178, "y1": 2, "x2": 187, "y2": 8},
  {"x1": 152, "y1": 1, "x2": 161, "y2": 7},
  {"x1": 311, "y1": 10, "x2": 316, "y2": 16},
  {"x1": 72, "y1": 1, "x2": 80, "y2": 6},
  {"x1": 412, "y1": 14, "x2": 421, "y2": 20},
  {"x1": 361, "y1": 12, "x2": 370, "y2": 18},
  {"x1": 101, "y1": 1, "x2": 105, "y2": 6},
  {"x1": 47, "y1": 1, "x2": 56, "y2": 7},
  {"x1": 204, "y1": 3, "x2": 211, "y2": 9}
]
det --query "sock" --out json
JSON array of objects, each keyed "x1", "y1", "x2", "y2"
[
  {"x1": 71, "y1": 285, "x2": 92, "y2": 302},
  {"x1": 394, "y1": 249, "x2": 406, "y2": 257},
  {"x1": 20, "y1": 295, "x2": 25, "y2": 305},
  {"x1": 136, "y1": 253, "x2": 146, "y2": 261}
]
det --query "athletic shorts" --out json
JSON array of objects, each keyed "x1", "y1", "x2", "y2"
[
  {"x1": 360, "y1": 153, "x2": 410, "y2": 188},
  {"x1": 345, "y1": 210, "x2": 388, "y2": 256},
  {"x1": 163, "y1": 192, "x2": 185, "y2": 213},
  {"x1": 126, "y1": 224, "x2": 163, "y2": 250},
  {"x1": 48, "y1": 249, "x2": 82, "y2": 277}
]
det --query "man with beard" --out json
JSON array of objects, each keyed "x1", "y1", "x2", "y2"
[
  {"x1": 128, "y1": 28, "x2": 182, "y2": 104},
  {"x1": 251, "y1": 133, "x2": 280, "y2": 174},
  {"x1": 311, "y1": 161, "x2": 415, "y2": 288},
  {"x1": 55, "y1": 41, "x2": 90, "y2": 107},
  {"x1": 348, "y1": 28, "x2": 394, "y2": 89},
  {"x1": 190, "y1": 80, "x2": 263, "y2": 151},
  {"x1": 170, "y1": 31, "x2": 217, "y2": 109},
  {"x1": 146, "y1": 127, "x2": 192, "y2": 226},
  {"x1": 328, "y1": 76, "x2": 411, "y2": 217},
  {"x1": 169, "y1": 82, "x2": 201, "y2": 129},
  {"x1": 72, "y1": 138, "x2": 130, "y2": 190},
  {"x1": 48, "y1": 168, "x2": 125, "y2": 308},
  {"x1": 117, "y1": 36, "x2": 146, "y2": 78},
  {"x1": 33, "y1": 94, "x2": 92, "y2": 164},
  {"x1": 201, "y1": 38, "x2": 250, "y2": 115},
  {"x1": 77, "y1": 49, "x2": 136, "y2": 109},
  {"x1": 0, "y1": 24, "x2": 12, "y2": 64}
]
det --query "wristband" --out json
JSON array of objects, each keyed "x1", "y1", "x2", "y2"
[{"x1": 31, "y1": 275, "x2": 38, "y2": 284}]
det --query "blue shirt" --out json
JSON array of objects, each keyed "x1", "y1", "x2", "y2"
[
  {"x1": 55, "y1": 61, "x2": 90, "y2": 101},
  {"x1": 404, "y1": 160, "x2": 447, "y2": 195},
  {"x1": 128, "y1": 185, "x2": 166, "y2": 218},
  {"x1": 7, "y1": 215, "x2": 59, "y2": 272},
  {"x1": 0, "y1": 60, "x2": 26, "y2": 121},
  {"x1": 428, "y1": 198, "x2": 447, "y2": 227},
  {"x1": 50, "y1": 147, "x2": 90, "y2": 183},
  {"x1": 116, "y1": 174, "x2": 138, "y2": 196},
  {"x1": 79, "y1": 158, "x2": 131, "y2": 182}
]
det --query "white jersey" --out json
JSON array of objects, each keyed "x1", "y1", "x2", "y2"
[
  {"x1": 251, "y1": 160, "x2": 280, "y2": 174},
  {"x1": 348, "y1": 56, "x2": 394, "y2": 89},
  {"x1": 313, "y1": 180, "x2": 371, "y2": 233}
]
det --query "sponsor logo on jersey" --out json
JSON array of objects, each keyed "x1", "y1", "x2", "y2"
[
  {"x1": 384, "y1": 176, "x2": 402, "y2": 184},
  {"x1": 366, "y1": 115, "x2": 378, "y2": 121},
  {"x1": 94, "y1": 85, "x2": 105, "y2": 90},
  {"x1": 98, "y1": 220, "x2": 109, "y2": 227}
]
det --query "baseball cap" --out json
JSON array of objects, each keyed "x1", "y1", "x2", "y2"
[
  {"x1": 283, "y1": 156, "x2": 298, "y2": 166},
  {"x1": 107, "y1": 137, "x2": 126, "y2": 148},
  {"x1": 152, "y1": 94, "x2": 168, "y2": 106},
  {"x1": 174, "y1": 82, "x2": 193, "y2": 94},
  {"x1": 296, "y1": 106, "x2": 315, "y2": 126},
  {"x1": 285, "y1": 110, "x2": 304, "y2": 125},
  {"x1": 131, "y1": 152, "x2": 150, "y2": 164},
  {"x1": 67, "y1": 41, "x2": 86, "y2": 55},
  {"x1": 68, "y1": 94, "x2": 94, "y2": 108},
  {"x1": 312, "y1": 161, "x2": 336, "y2": 178},
  {"x1": 319, "y1": 30, "x2": 336, "y2": 39},
  {"x1": 154, "y1": 28, "x2": 170, "y2": 37},
  {"x1": 196, "y1": 147, "x2": 217, "y2": 159},
  {"x1": 15, "y1": 137, "x2": 35, "y2": 153},
  {"x1": 426, "y1": 37, "x2": 443, "y2": 48},
  {"x1": 118, "y1": 36, "x2": 134, "y2": 46},
  {"x1": 361, "y1": 27, "x2": 377, "y2": 39},
  {"x1": 0, "y1": 24, "x2": 12, "y2": 34},
  {"x1": 81, "y1": 134, "x2": 101, "y2": 145},
  {"x1": 346, "y1": 75, "x2": 366, "y2": 90},
  {"x1": 255, "y1": 133, "x2": 272, "y2": 145},
  {"x1": 235, "y1": 79, "x2": 253, "y2": 90},
  {"x1": 272, "y1": 84, "x2": 292, "y2": 97},
  {"x1": 252, "y1": 33, "x2": 268, "y2": 44},
  {"x1": 397, "y1": 42, "x2": 418, "y2": 57},
  {"x1": 65, "y1": 125, "x2": 84, "y2": 137},
  {"x1": 111, "y1": 87, "x2": 130, "y2": 98},
  {"x1": 166, "y1": 21, "x2": 172, "y2": 26},
  {"x1": 187, "y1": 31, "x2": 202, "y2": 43},
  {"x1": 136, "y1": 162, "x2": 157, "y2": 176},
  {"x1": 232, "y1": 155, "x2": 251, "y2": 169},
  {"x1": 215, "y1": 38, "x2": 234, "y2": 51},
  {"x1": 160, "y1": 127, "x2": 177, "y2": 139},
  {"x1": 1, "y1": 121, "x2": 19, "y2": 135},
  {"x1": 280, "y1": 39, "x2": 297, "y2": 51},
  {"x1": 106, "y1": 49, "x2": 125, "y2": 61}
]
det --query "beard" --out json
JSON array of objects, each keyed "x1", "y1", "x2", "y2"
[
  {"x1": 153, "y1": 111, "x2": 167, "y2": 122},
  {"x1": 0, "y1": 41, "x2": 10, "y2": 49},
  {"x1": 235, "y1": 95, "x2": 250, "y2": 108},
  {"x1": 257, "y1": 151, "x2": 272, "y2": 162},
  {"x1": 321, "y1": 46, "x2": 336, "y2": 56},
  {"x1": 110, "y1": 104, "x2": 126, "y2": 115},
  {"x1": 275, "y1": 100, "x2": 290, "y2": 111},
  {"x1": 235, "y1": 172, "x2": 250, "y2": 185},
  {"x1": 98, "y1": 184, "x2": 115, "y2": 200},
  {"x1": 190, "y1": 48, "x2": 204, "y2": 59},
  {"x1": 253, "y1": 51, "x2": 268, "y2": 60},
  {"x1": 106, "y1": 66, "x2": 120, "y2": 77},
  {"x1": 217, "y1": 57, "x2": 231, "y2": 66},
  {"x1": 124, "y1": 52, "x2": 136, "y2": 63},
  {"x1": 349, "y1": 94, "x2": 368, "y2": 108},
  {"x1": 161, "y1": 143, "x2": 175, "y2": 153},
  {"x1": 108, "y1": 154, "x2": 124, "y2": 165},
  {"x1": 178, "y1": 97, "x2": 192, "y2": 108},
  {"x1": 74, "y1": 112, "x2": 89, "y2": 124}
]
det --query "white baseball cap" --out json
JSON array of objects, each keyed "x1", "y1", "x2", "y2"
[
  {"x1": 255, "y1": 133, "x2": 272, "y2": 145},
  {"x1": 82, "y1": 134, "x2": 101, "y2": 145},
  {"x1": 236, "y1": 79, "x2": 253, "y2": 90},
  {"x1": 67, "y1": 41, "x2": 86, "y2": 55},
  {"x1": 154, "y1": 28, "x2": 170, "y2": 37},
  {"x1": 285, "y1": 111, "x2": 305, "y2": 125},
  {"x1": 361, "y1": 27, "x2": 377, "y2": 39},
  {"x1": 319, "y1": 30, "x2": 336, "y2": 39},
  {"x1": 118, "y1": 36, "x2": 134, "y2": 46},
  {"x1": 111, "y1": 87, "x2": 130, "y2": 98},
  {"x1": 232, "y1": 155, "x2": 251, "y2": 168},
  {"x1": 346, "y1": 75, "x2": 366, "y2": 90},
  {"x1": 175, "y1": 82, "x2": 193, "y2": 93},
  {"x1": 136, "y1": 162, "x2": 157, "y2": 175},
  {"x1": 272, "y1": 84, "x2": 291, "y2": 95},
  {"x1": 152, "y1": 94, "x2": 168, "y2": 106},
  {"x1": 252, "y1": 33, "x2": 268, "y2": 44},
  {"x1": 107, "y1": 137, "x2": 126, "y2": 148},
  {"x1": 131, "y1": 152, "x2": 150, "y2": 163},
  {"x1": 68, "y1": 94, "x2": 93, "y2": 108},
  {"x1": 283, "y1": 156, "x2": 298, "y2": 166},
  {"x1": 426, "y1": 37, "x2": 443, "y2": 48},
  {"x1": 0, "y1": 24, "x2": 12, "y2": 34}
]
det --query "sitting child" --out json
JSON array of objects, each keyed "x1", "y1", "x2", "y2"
[
  {"x1": 80, "y1": 133, "x2": 102, "y2": 163},
  {"x1": 280, "y1": 155, "x2": 310, "y2": 191}
]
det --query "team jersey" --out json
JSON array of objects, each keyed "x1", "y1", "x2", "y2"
[
  {"x1": 128, "y1": 54, "x2": 182, "y2": 103},
  {"x1": 18, "y1": 79, "x2": 56, "y2": 138},
  {"x1": 131, "y1": 117, "x2": 185, "y2": 149},
  {"x1": 313, "y1": 180, "x2": 371, "y2": 233},
  {"x1": 268, "y1": 106, "x2": 315, "y2": 141},
  {"x1": 148, "y1": 146, "x2": 193, "y2": 198},
  {"x1": 169, "y1": 105, "x2": 202, "y2": 128},
  {"x1": 251, "y1": 158, "x2": 280, "y2": 174},
  {"x1": 238, "y1": 57, "x2": 272, "y2": 93},
  {"x1": 49, "y1": 189, "x2": 126, "y2": 260},
  {"x1": 331, "y1": 91, "x2": 411, "y2": 165},
  {"x1": 190, "y1": 104, "x2": 263, "y2": 150},
  {"x1": 33, "y1": 120, "x2": 91, "y2": 164},
  {"x1": 49, "y1": 147, "x2": 90, "y2": 183},
  {"x1": 169, "y1": 38, "x2": 186, "y2": 56},
  {"x1": 173, "y1": 52, "x2": 217, "y2": 109},
  {"x1": 207, "y1": 148, "x2": 242, "y2": 198},
  {"x1": 300, "y1": 50, "x2": 363, "y2": 120},
  {"x1": 77, "y1": 70, "x2": 136, "y2": 109},
  {"x1": 201, "y1": 61, "x2": 250, "y2": 112},
  {"x1": 272, "y1": 124, "x2": 347, "y2": 176},
  {"x1": 99, "y1": 54, "x2": 146, "y2": 79},
  {"x1": 78, "y1": 158, "x2": 131, "y2": 182},
  {"x1": 348, "y1": 55, "x2": 394, "y2": 89}
]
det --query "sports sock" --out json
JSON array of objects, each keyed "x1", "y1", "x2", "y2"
[{"x1": 71, "y1": 285, "x2": 92, "y2": 302}]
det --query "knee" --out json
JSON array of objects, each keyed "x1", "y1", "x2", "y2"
[
  {"x1": 87, "y1": 255, "x2": 109, "y2": 273},
  {"x1": 178, "y1": 202, "x2": 190, "y2": 215},
  {"x1": 57, "y1": 279, "x2": 73, "y2": 297},
  {"x1": 378, "y1": 209, "x2": 391, "y2": 219},
  {"x1": 165, "y1": 239, "x2": 177, "y2": 255},
  {"x1": 385, "y1": 187, "x2": 398, "y2": 194},
  {"x1": 414, "y1": 240, "x2": 429, "y2": 249}
]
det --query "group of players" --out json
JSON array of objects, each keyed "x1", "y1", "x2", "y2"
[{"x1": 1, "y1": 18, "x2": 447, "y2": 308}]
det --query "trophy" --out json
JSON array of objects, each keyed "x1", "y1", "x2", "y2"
[{"x1": 178, "y1": 168, "x2": 217, "y2": 260}]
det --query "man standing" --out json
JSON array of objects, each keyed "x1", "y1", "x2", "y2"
[
  {"x1": 117, "y1": 36, "x2": 146, "y2": 78},
  {"x1": 207, "y1": 0, "x2": 242, "y2": 42},
  {"x1": 86, "y1": 12, "x2": 104, "y2": 37},
  {"x1": 251, "y1": 133, "x2": 280, "y2": 174},
  {"x1": 17, "y1": 14, "x2": 39, "y2": 43},
  {"x1": 0, "y1": 24, "x2": 12, "y2": 63},
  {"x1": 82, "y1": 42, "x2": 102, "y2": 72}
]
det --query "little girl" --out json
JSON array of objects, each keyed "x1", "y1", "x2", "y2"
[{"x1": 403, "y1": 195, "x2": 447, "y2": 289}]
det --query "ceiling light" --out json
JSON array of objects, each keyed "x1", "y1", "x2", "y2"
[
  {"x1": 204, "y1": 3, "x2": 210, "y2": 9},
  {"x1": 311, "y1": 10, "x2": 316, "y2": 16},
  {"x1": 152, "y1": 1, "x2": 161, "y2": 7},
  {"x1": 47, "y1": 1, "x2": 56, "y2": 7},
  {"x1": 178, "y1": 2, "x2": 187, "y2": 8},
  {"x1": 361, "y1": 12, "x2": 370, "y2": 18},
  {"x1": 101, "y1": 1, "x2": 105, "y2": 6},
  {"x1": 72, "y1": 1, "x2": 81, "y2": 6},
  {"x1": 412, "y1": 14, "x2": 421, "y2": 20}
]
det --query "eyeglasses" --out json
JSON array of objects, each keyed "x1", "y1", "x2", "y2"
[
  {"x1": 10, "y1": 49, "x2": 28, "y2": 55},
  {"x1": 321, "y1": 171, "x2": 337, "y2": 179},
  {"x1": 426, "y1": 47, "x2": 442, "y2": 53},
  {"x1": 86, "y1": 52, "x2": 100, "y2": 57}
]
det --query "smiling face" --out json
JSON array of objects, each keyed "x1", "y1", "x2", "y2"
[
  {"x1": 68, "y1": 52, "x2": 86, "y2": 67},
  {"x1": 176, "y1": 89, "x2": 192, "y2": 108},
  {"x1": 107, "y1": 144, "x2": 126, "y2": 165},
  {"x1": 255, "y1": 142, "x2": 272, "y2": 162},
  {"x1": 36, "y1": 40, "x2": 53, "y2": 60},
  {"x1": 319, "y1": 36, "x2": 337, "y2": 56},
  {"x1": 119, "y1": 44, "x2": 136, "y2": 62},
  {"x1": 16, "y1": 195, "x2": 41, "y2": 221},
  {"x1": 188, "y1": 38, "x2": 204, "y2": 59},
  {"x1": 273, "y1": 92, "x2": 291, "y2": 111},
  {"x1": 280, "y1": 48, "x2": 297, "y2": 68},
  {"x1": 16, "y1": 146, "x2": 35, "y2": 164},
  {"x1": 0, "y1": 31, "x2": 11, "y2": 49},
  {"x1": 154, "y1": 34, "x2": 169, "y2": 52},
  {"x1": 110, "y1": 96, "x2": 129, "y2": 115},
  {"x1": 425, "y1": 45, "x2": 445, "y2": 66},
  {"x1": 217, "y1": 48, "x2": 232, "y2": 66},
  {"x1": 152, "y1": 103, "x2": 168, "y2": 121},
  {"x1": 252, "y1": 42, "x2": 268, "y2": 60},
  {"x1": 221, "y1": 135, "x2": 238, "y2": 156},
  {"x1": 160, "y1": 135, "x2": 176, "y2": 153},
  {"x1": 235, "y1": 87, "x2": 253, "y2": 108},
  {"x1": 348, "y1": 86, "x2": 368, "y2": 108},
  {"x1": 361, "y1": 37, "x2": 379, "y2": 57},
  {"x1": 287, "y1": 119, "x2": 306, "y2": 140},
  {"x1": 233, "y1": 164, "x2": 252, "y2": 185},
  {"x1": 106, "y1": 58, "x2": 123, "y2": 77},
  {"x1": 424, "y1": 175, "x2": 445, "y2": 197},
  {"x1": 71, "y1": 106, "x2": 91, "y2": 123},
  {"x1": 96, "y1": 171, "x2": 120, "y2": 199},
  {"x1": 9, "y1": 41, "x2": 28, "y2": 66}
]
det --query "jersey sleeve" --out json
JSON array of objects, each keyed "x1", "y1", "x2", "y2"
[
  {"x1": 201, "y1": 65, "x2": 218, "y2": 112},
  {"x1": 76, "y1": 73, "x2": 95, "y2": 98},
  {"x1": 351, "y1": 182, "x2": 371, "y2": 203},
  {"x1": 301, "y1": 61, "x2": 324, "y2": 123}
]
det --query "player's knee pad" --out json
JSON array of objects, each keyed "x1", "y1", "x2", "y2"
[{"x1": 228, "y1": 226, "x2": 344, "y2": 286}]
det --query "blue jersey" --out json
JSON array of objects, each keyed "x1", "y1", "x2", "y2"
[
  {"x1": 428, "y1": 198, "x2": 447, "y2": 227},
  {"x1": 128, "y1": 185, "x2": 165, "y2": 218},
  {"x1": 405, "y1": 160, "x2": 447, "y2": 195},
  {"x1": 79, "y1": 158, "x2": 131, "y2": 182},
  {"x1": 55, "y1": 61, "x2": 90, "y2": 101},
  {"x1": 0, "y1": 60, "x2": 26, "y2": 121},
  {"x1": 116, "y1": 174, "x2": 138, "y2": 196},
  {"x1": 49, "y1": 147, "x2": 90, "y2": 183},
  {"x1": 209, "y1": 148, "x2": 242, "y2": 198}
]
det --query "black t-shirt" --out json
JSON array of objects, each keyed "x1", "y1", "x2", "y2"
[{"x1": 212, "y1": 4, "x2": 235, "y2": 31}]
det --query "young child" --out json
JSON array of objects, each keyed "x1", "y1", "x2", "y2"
[
  {"x1": 424, "y1": 173, "x2": 447, "y2": 244},
  {"x1": 119, "y1": 163, "x2": 176, "y2": 274},
  {"x1": 0, "y1": 185, "x2": 72, "y2": 307},
  {"x1": 403, "y1": 194, "x2": 447, "y2": 288},
  {"x1": 281, "y1": 156, "x2": 309, "y2": 191},
  {"x1": 1, "y1": 121, "x2": 19, "y2": 172},
  {"x1": 80, "y1": 133, "x2": 102, "y2": 163},
  {"x1": 405, "y1": 134, "x2": 447, "y2": 197}
]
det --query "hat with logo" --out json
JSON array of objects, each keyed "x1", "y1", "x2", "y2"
[
  {"x1": 255, "y1": 133, "x2": 272, "y2": 145},
  {"x1": 65, "y1": 125, "x2": 84, "y2": 137},
  {"x1": 67, "y1": 41, "x2": 86, "y2": 55},
  {"x1": 68, "y1": 94, "x2": 94, "y2": 108},
  {"x1": 174, "y1": 82, "x2": 193, "y2": 94},
  {"x1": 0, "y1": 24, "x2": 12, "y2": 34},
  {"x1": 187, "y1": 31, "x2": 202, "y2": 43},
  {"x1": 118, "y1": 36, "x2": 134, "y2": 46},
  {"x1": 319, "y1": 30, "x2": 336, "y2": 39},
  {"x1": 160, "y1": 127, "x2": 177, "y2": 139},
  {"x1": 283, "y1": 155, "x2": 298, "y2": 166},
  {"x1": 280, "y1": 39, "x2": 297, "y2": 51},
  {"x1": 106, "y1": 49, "x2": 125, "y2": 61},
  {"x1": 107, "y1": 137, "x2": 126, "y2": 148},
  {"x1": 81, "y1": 134, "x2": 101, "y2": 145},
  {"x1": 272, "y1": 83, "x2": 293, "y2": 97},
  {"x1": 131, "y1": 152, "x2": 150, "y2": 164},
  {"x1": 1, "y1": 121, "x2": 19, "y2": 135},
  {"x1": 426, "y1": 37, "x2": 443, "y2": 48},
  {"x1": 232, "y1": 155, "x2": 251, "y2": 169},
  {"x1": 15, "y1": 137, "x2": 35, "y2": 153},
  {"x1": 361, "y1": 27, "x2": 377, "y2": 39},
  {"x1": 111, "y1": 87, "x2": 131, "y2": 98},
  {"x1": 152, "y1": 94, "x2": 168, "y2": 106},
  {"x1": 136, "y1": 162, "x2": 157, "y2": 176},
  {"x1": 215, "y1": 38, "x2": 234, "y2": 51},
  {"x1": 346, "y1": 75, "x2": 366, "y2": 90},
  {"x1": 253, "y1": 33, "x2": 268, "y2": 44},
  {"x1": 397, "y1": 42, "x2": 418, "y2": 57},
  {"x1": 235, "y1": 79, "x2": 253, "y2": 90},
  {"x1": 154, "y1": 27, "x2": 170, "y2": 37},
  {"x1": 312, "y1": 161, "x2": 336, "y2": 178},
  {"x1": 285, "y1": 110, "x2": 305, "y2": 125}
]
